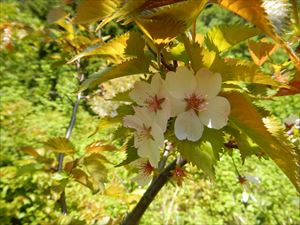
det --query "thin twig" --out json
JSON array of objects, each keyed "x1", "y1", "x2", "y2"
[
  {"x1": 57, "y1": 59, "x2": 84, "y2": 214},
  {"x1": 121, "y1": 158, "x2": 187, "y2": 225}
]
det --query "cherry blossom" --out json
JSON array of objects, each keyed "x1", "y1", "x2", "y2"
[
  {"x1": 123, "y1": 106, "x2": 164, "y2": 167},
  {"x1": 131, "y1": 158, "x2": 154, "y2": 186},
  {"x1": 165, "y1": 67, "x2": 230, "y2": 141},
  {"x1": 129, "y1": 73, "x2": 171, "y2": 131}
]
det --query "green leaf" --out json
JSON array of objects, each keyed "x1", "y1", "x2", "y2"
[
  {"x1": 178, "y1": 140, "x2": 215, "y2": 177},
  {"x1": 109, "y1": 89, "x2": 132, "y2": 102},
  {"x1": 181, "y1": 35, "x2": 205, "y2": 72},
  {"x1": 116, "y1": 138, "x2": 139, "y2": 167},
  {"x1": 69, "y1": 31, "x2": 145, "y2": 64},
  {"x1": 201, "y1": 127, "x2": 225, "y2": 160},
  {"x1": 73, "y1": 0, "x2": 122, "y2": 24},
  {"x1": 84, "y1": 153, "x2": 108, "y2": 188},
  {"x1": 16, "y1": 163, "x2": 43, "y2": 177},
  {"x1": 80, "y1": 57, "x2": 151, "y2": 90},
  {"x1": 224, "y1": 91, "x2": 300, "y2": 193},
  {"x1": 44, "y1": 137, "x2": 75, "y2": 154},
  {"x1": 71, "y1": 168, "x2": 98, "y2": 193},
  {"x1": 205, "y1": 25, "x2": 261, "y2": 52},
  {"x1": 163, "y1": 41, "x2": 189, "y2": 63},
  {"x1": 225, "y1": 126, "x2": 262, "y2": 163}
]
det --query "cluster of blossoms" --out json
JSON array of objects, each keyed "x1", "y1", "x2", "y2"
[{"x1": 123, "y1": 66, "x2": 231, "y2": 170}]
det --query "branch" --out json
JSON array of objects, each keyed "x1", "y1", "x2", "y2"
[
  {"x1": 121, "y1": 158, "x2": 187, "y2": 225},
  {"x1": 57, "y1": 59, "x2": 84, "y2": 214}
]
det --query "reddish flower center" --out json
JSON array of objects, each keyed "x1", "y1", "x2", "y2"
[
  {"x1": 137, "y1": 124, "x2": 153, "y2": 141},
  {"x1": 144, "y1": 95, "x2": 165, "y2": 113},
  {"x1": 184, "y1": 93, "x2": 207, "y2": 111},
  {"x1": 173, "y1": 167, "x2": 186, "y2": 186},
  {"x1": 138, "y1": 161, "x2": 154, "y2": 177}
]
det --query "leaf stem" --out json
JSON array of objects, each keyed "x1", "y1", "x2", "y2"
[{"x1": 121, "y1": 158, "x2": 187, "y2": 225}]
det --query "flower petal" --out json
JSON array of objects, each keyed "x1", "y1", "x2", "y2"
[
  {"x1": 196, "y1": 68, "x2": 222, "y2": 99},
  {"x1": 175, "y1": 110, "x2": 204, "y2": 141},
  {"x1": 165, "y1": 67, "x2": 196, "y2": 99},
  {"x1": 137, "y1": 139, "x2": 161, "y2": 168},
  {"x1": 123, "y1": 115, "x2": 142, "y2": 130},
  {"x1": 199, "y1": 96, "x2": 230, "y2": 129},
  {"x1": 150, "y1": 73, "x2": 162, "y2": 94},
  {"x1": 129, "y1": 80, "x2": 153, "y2": 105},
  {"x1": 132, "y1": 173, "x2": 152, "y2": 186}
]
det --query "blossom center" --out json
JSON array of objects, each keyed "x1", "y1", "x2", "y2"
[
  {"x1": 144, "y1": 95, "x2": 165, "y2": 113},
  {"x1": 137, "y1": 124, "x2": 153, "y2": 141},
  {"x1": 184, "y1": 93, "x2": 207, "y2": 111},
  {"x1": 138, "y1": 160, "x2": 154, "y2": 177}
]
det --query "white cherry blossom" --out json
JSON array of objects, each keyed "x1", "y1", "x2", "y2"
[
  {"x1": 131, "y1": 158, "x2": 154, "y2": 186},
  {"x1": 165, "y1": 67, "x2": 230, "y2": 141},
  {"x1": 123, "y1": 107, "x2": 164, "y2": 168},
  {"x1": 129, "y1": 73, "x2": 171, "y2": 131}
]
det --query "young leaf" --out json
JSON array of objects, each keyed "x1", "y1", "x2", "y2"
[
  {"x1": 16, "y1": 163, "x2": 43, "y2": 177},
  {"x1": 80, "y1": 57, "x2": 151, "y2": 90},
  {"x1": 69, "y1": 31, "x2": 145, "y2": 64},
  {"x1": 212, "y1": 0, "x2": 277, "y2": 41},
  {"x1": 181, "y1": 35, "x2": 205, "y2": 72},
  {"x1": 134, "y1": 0, "x2": 207, "y2": 46},
  {"x1": 212, "y1": 0, "x2": 300, "y2": 70},
  {"x1": 73, "y1": 0, "x2": 122, "y2": 24},
  {"x1": 116, "y1": 138, "x2": 139, "y2": 167},
  {"x1": 224, "y1": 91, "x2": 300, "y2": 193},
  {"x1": 20, "y1": 146, "x2": 40, "y2": 157},
  {"x1": 84, "y1": 153, "x2": 108, "y2": 188},
  {"x1": 178, "y1": 140, "x2": 216, "y2": 177},
  {"x1": 248, "y1": 40, "x2": 278, "y2": 66},
  {"x1": 71, "y1": 168, "x2": 98, "y2": 193},
  {"x1": 85, "y1": 141, "x2": 117, "y2": 153},
  {"x1": 205, "y1": 25, "x2": 261, "y2": 52},
  {"x1": 44, "y1": 137, "x2": 75, "y2": 154}
]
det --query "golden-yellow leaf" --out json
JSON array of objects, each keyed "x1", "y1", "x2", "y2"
[
  {"x1": 134, "y1": 0, "x2": 207, "y2": 46},
  {"x1": 224, "y1": 91, "x2": 300, "y2": 193},
  {"x1": 73, "y1": 0, "x2": 123, "y2": 24},
  {"x1": 248, "y1": 40, "x2": 278, "y2": 66},
  {"x1": 85, "y1": 141, "x2": 117, "y2": 153}
]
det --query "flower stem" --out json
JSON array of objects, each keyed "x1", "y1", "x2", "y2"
[{"x1": 121, "y1": 158, "x2": 187, "y2": 225}]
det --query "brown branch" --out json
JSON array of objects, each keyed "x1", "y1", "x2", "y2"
[{"x1": 121, "y1": 158, "x2": 187, "y2": 225}]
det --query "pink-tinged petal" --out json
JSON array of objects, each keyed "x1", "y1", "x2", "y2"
[
  {"x1": 151, "y1": 123, "x2": 165, "y2": 146},
  {"x1": 168, "y1": 95, "x2": 186, "y2": 117},
  {"x1": 150, "y1": 73, "x2": 162, "y2": 94},
  {"x1": 129, "y1": 80, "x2": 153, "y2": 105},
  {"x1": 132, "y1": 173, "x2": 152, "y2": 186},
  {"x1": 174, "y1": 110, "x2": 204, "y2": 142},
  {"x1": 196, "y1": 68, "x2": 222, "y2": 99},
  {"x1": 165, "y1": 67, "x2": 196, "y2": 99},
  {"x1": 137, "y1": 139, "x2": 160, "y2": 168},
  {"x1": 123, "y1": 115, "x2": 142, "y2": 130},
  {"x1": 199, "y1": 96, "x2": 230, "y2": 129},
  {"x1": 134, "y1": 106, "x2": 155, "y2": 127}
]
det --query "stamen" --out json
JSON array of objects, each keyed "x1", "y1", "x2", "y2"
[
  {"x1": 184, "y1": 93, "x2": 207, "y2": 112},
  {"x1": 136, "y1": 124, "x2": 153, "y2": 142},
  {"x1": 144, "y1": 95, "x2": 165, "y2": 113},
  {"x1": 138, "y1": 160, "x2": 154, "y2": 177}
]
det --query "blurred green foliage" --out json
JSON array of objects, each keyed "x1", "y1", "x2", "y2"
[{"x1": 0, "y1": 1, "x2": 299, "y2": 225}]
